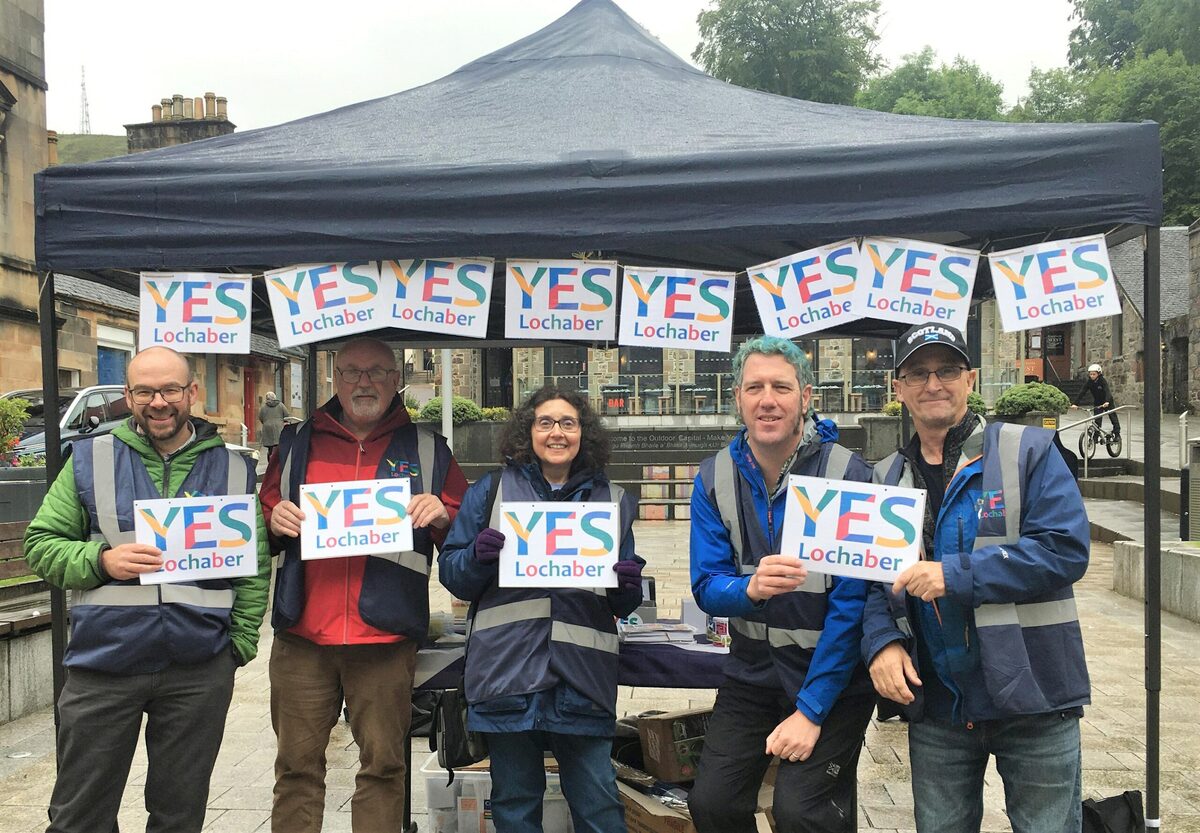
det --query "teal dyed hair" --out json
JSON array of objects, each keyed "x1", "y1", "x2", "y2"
[{"x1": 731, "y1": 336, "x2": 815, "y2": 416}]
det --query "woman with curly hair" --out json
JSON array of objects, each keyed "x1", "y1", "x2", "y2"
[{"x1": 439, "y1": 386, "x2": 644, "y2": 833}]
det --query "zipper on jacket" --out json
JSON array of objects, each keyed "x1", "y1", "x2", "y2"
[{"x1": 959, "y1": 517, "x2": 969, "y2": 650}]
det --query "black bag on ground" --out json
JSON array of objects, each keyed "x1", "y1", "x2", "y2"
[
  {"x1": 429, "y1": 684, "x2": 488, "y2": 783},
  {"x1": 1082, "y1": 790, "x2": 1145, "y2": 833}
]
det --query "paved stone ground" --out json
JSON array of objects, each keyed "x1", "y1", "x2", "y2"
[{"x1": 0, "y1": 522, "x2": 1195, "y2": 832}]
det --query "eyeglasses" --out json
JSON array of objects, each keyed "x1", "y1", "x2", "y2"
[
  {"x1": 336, "y1": 367, "x2": 394, "y2": 384},
  {"x1": 129, "y1": 386, "x2": 187, "y2": 404},
  {"x1": 898, "y1": 366, "x2": 968, "y2": 388},
  {"x1": 533, "y1": 416, "x2": 580, "y2": 433}
]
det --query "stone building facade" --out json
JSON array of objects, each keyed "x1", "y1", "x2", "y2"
[
  {"x1": 125, "y1": 92, "x2": 234, "y2": 153},
  {"x1": 1189, "y1": 221, "x2": 1200, "y2": 410},
  {"x1": 0, "y1": 0, "x2": 48, "y2": 392}
]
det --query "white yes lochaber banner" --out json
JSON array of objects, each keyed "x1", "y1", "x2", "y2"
[
  {"x1": 139, "y1": 273, "x2": 253, "y2": 354},
  {"x1": 987, "y1": 235, "x2": 1120, "y2": 333},
  {"x1": 134, "y1": 494, "x2": 258, "y2": 584},
  {"x1": 264, "y1": 262, "x2": 383, "y2": 348},
  {"x1": 299, "y1": 478, "x2": 414, "y2": 560},
  {"x1": 505, "y1": 259, "x2": 618, "y2": 341},
  {"x1": 746, "y1": 240, "x2": 862, "y2": 338},
  {"x1": 498, "y1": 501, "x2": 620, "y2": 588},
  {"x1": 779, "y1": 475, "x2": 925, "y2": 583},
  {"x1": 853, "y1": 238, "x2": 978, "y2": 332}
]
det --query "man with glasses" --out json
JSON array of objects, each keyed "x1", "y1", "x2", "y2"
[
  {"x1": 260, "y1": 336, "x2": 467, "y2": 833},
  {"x1": 24, "y1": 346, "x2": 271, "y2": 833},
  {"x1": 863, "y1": 324, "x2": 1090, "y2": 833},
  {"x1": 689, "y1": 336, "x2": 876, "y2": 833}
]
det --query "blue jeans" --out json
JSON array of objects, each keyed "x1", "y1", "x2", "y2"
[
  {"x1": 486, "y1": 730, "x2": 626, "y2": 833},
  {"x1": 908, "y1": 712, "x2": 1082, "y2": 833}
]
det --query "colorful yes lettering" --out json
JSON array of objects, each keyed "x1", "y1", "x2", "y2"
[
  {"x1": 379, "y1": 257, "x2": 494, "y2": 338},
  {"x1": 747, "y1": 240, "x2": 861, "y2": 338},
  {"x1": 299, "y1": 478, "x2": 414, "y2": 560},
  {"x1": 618, "y1": 267, "x2": 736, "y2": 352},
  {"x1": 987, "y1": 235, "x2": 1118, "y2": 332},
  {"x1": 133, "y1": 494, "x2": 258, "y2": 585},
  {"x1": 505, "y1": 259, "x2": 617, "y2": 340},
  {"x1": 851, "y1": 238, "x2": 977, "y2": 332},
  {"x1": 264, "y1": 262, "x2": 382, "y2": 348}
]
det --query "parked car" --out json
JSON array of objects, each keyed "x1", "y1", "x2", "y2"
[
  {"x1": 3, "y1": 385, "x2": 130, "y2": 458},
  {"x1": 2, "y1": 387, "x2": 258, "y2": 464}
]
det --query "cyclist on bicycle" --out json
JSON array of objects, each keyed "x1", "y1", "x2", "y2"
[{"x1": 1070, "y1": 363, "x2": 1119, "y2": 437}]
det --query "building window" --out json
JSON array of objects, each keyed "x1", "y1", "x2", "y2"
[
  {"x1": 543, "y1": 347, "x2": 588, "y2": 391},
  {"x1": 1112, "y1": 313, "x2": 1123, "y2": 358},
  {"x1": 205, "y1": 354, "x2": 219, "y2": 413},
  {"x1": 96, "y1": 325, "x2": 135, "y2": 385}
]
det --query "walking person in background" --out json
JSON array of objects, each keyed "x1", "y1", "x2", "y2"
[
  {"x1": 258, "y1": 391, "x2": 289, "y2": 460},
  {"x1": 439, "y1": 386, "x2": 644, "y2": 833}
]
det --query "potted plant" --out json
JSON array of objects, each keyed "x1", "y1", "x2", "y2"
[{"x1": 992, "y1": 382, "x2": 1069, "y2": 428}]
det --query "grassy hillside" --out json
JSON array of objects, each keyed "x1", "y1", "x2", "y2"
[{"x1": 55, "y1": 134, "x2": 126, "y2": 164}]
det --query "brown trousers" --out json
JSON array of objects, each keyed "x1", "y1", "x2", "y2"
[{"x1": 270, "y1": 632, "x2": 418, "y2": 833}]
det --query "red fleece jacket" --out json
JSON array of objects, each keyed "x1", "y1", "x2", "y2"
[{"x1": 260, "y1": 399, "x2": 467, "y2": 645}]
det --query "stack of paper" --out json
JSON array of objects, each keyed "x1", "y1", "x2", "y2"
[{"x1": 617, "y1": 622, "x2": 697, "y2": 643}]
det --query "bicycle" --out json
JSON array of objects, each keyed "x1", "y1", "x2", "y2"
[{"x1": 1074, "y1": 407, "x2": 1122, "y2": 460}]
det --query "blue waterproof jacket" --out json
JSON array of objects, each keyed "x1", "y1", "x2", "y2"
[
  {"x1": 690, "y1": 420, "x2": 874, "y2": 725},
  {"x1": 862, "y1": 417, "x2": 1091, "y2": 724},
  {"x1": 439, "y1": 462, "x2": 643, "y2": 734}
]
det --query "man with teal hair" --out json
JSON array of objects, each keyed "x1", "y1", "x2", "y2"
[{"x1": 689, "y1": 336, "x2": 875, "y2": 833}]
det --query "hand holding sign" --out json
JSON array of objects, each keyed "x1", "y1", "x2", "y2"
[
  {"x1": 101, "y1": 542, "x2": 164, "y2": 581},
  {"x1": 270, "y1": 499, "x2": 305, "y2": 538},
  {"x1": 747, "y1": 555, "x2": 809, "y2": 601},
  {"x1": 407, "y1": 493, "x2": 450, "y2": 530},
  {"x1": 893, "y1": 561, "x2": 946, "y2": 601}
]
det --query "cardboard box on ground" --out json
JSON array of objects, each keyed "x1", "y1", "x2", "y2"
[
  {"x1": 636, "y1": 707, "x2": 713, "y2": 783},
  {"x1": 617, "y1": 783, "x2": 776, "y2": 833}
]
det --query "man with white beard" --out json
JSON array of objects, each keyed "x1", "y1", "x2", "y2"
[{"x1": 260, "y1": 337, "x2": 467, "y2": 832}]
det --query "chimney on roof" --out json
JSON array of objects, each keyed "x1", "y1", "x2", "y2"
[
  {"x1": 47, "y1": 130, "x2": 58, "y2": 165},
  {"x1": 193, "y1": 97, "x2": 204, "y2": 119},
  {"x1": 183, "y1": 97, "x2": 194, "y2": 119},
  {"x1": 151, "y1": 104, "x2": 162, "y2": 122},
  {"x1": 161, "y1": 97, "x2": 172, "y2": 119},
  {"x1": 172, "y1": 94, "x2": 184, "y2": 120},
  {"x1": 204, "y1": 92, "x2": 216, "y2": 119},
  {"x1": 216, "y1": 96, "x2": 227, "y2": 119}
]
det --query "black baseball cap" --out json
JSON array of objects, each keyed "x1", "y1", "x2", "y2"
[{"x1": 895, "y1": 324, "x2": 970, "y2": 371}]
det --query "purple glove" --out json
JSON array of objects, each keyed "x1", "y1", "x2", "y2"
[
  {"x1": 474, "y1": 528, "x2": 505, "y2": 564},
  {"x1": 612, "y1": 560, "x2": 643, "y2": 592}
]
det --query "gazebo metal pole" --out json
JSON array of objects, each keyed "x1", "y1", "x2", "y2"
[
  {"x1": 37, "y1": 271, "x2": 68, "y2": 723},
  {"x1": 1143, "y1": 226, "x2": 1161, "y2": 829},
  {"x1": 306, "y1": 344, "x2": 318, "y2": 416}
]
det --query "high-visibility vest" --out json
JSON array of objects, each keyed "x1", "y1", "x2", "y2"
[
  {"x1": 876, "y1": 419, "x2": 1090, "y2": 718},
  {"x1": 273, "y1": 419, "x2": 442, "y2": 639},
  {"x1": 464, "y1": 467, "x2": 633, "y2": 717},
  {"x1": 69, "y1": 433, "x2": 254, "y2": 674}
]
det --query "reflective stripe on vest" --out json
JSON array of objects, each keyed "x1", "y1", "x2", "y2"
[
  {"x1": 552, "y1": 621, "x2": 620, "y2": 654},
  {"x1": 768, "y1": 625, "x2": 822, "y2": 651},
  {"x1": 77, "y1": 584, "x2": 235, "y2": 609}
]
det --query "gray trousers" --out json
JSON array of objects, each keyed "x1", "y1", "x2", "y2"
[{"x1": 47, "y1": 649, "x2": 238, "y2": 833}]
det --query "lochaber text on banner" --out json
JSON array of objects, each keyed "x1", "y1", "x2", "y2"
[
  {"x1": 618, "y1": 267, "x2": 736, "y2": 352},
  {"x1": 851, "y1": 237, "x2": 978, "y2": 333},
  {"x1": 264, "y1": 261, "x2": 383, "y2": 348},
  {"x1": 379, "y1": 257, "x2": 494, "y2": 339}
]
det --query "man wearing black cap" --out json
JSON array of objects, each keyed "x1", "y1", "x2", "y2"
[{"x1": 861, "y1": 323, "x2": 1091, "y2": 833}]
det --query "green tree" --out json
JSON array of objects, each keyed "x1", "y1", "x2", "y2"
[
  {"x1": 856, "y1": 47, "x2": 1004, "y2": 120},
  {"x1": 1069, "y1": 0, "x2": 1200, "y2": 69},
  {"x1": 693, "y1": 0, "x2": 881, "y2": 104},
  {"x1": 1010, "y1": 67, "x2": 1091, "y2": 122},
  {"x1": 1089, "y1": 50, "x2": 1200, "y2": 225},
  {"x1": 1068, "y1": 0, "x2": 1141, "y2": 70}
]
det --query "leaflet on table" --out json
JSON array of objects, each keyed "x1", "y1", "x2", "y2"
[
  {"x1": 134, "y1": 494, "x2": 258, "y2": 584},
  {"x1": 779, "y1": 475, "x2": 925, "y2": 583},
  {"x1": 497, "y1": 501, "x2": 620, "y2": 588},
  {"x1": 299, "y1": 477, "x2": 414, "y2": 560}
]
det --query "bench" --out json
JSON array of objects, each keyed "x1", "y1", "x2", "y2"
[{"x1": 0, "y1": 520, "x2": 53, "y2": 637}]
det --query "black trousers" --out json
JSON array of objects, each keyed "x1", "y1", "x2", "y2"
[
  {"x1": 688, "y1": 679, "x2": 875, "y2": 833},
  {"x1": 47, "y1": 651, "x2": 238, "y2": 833},
  {"x1": 1093, "y1": 405, "x2": 1120, "y2": 433}
]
